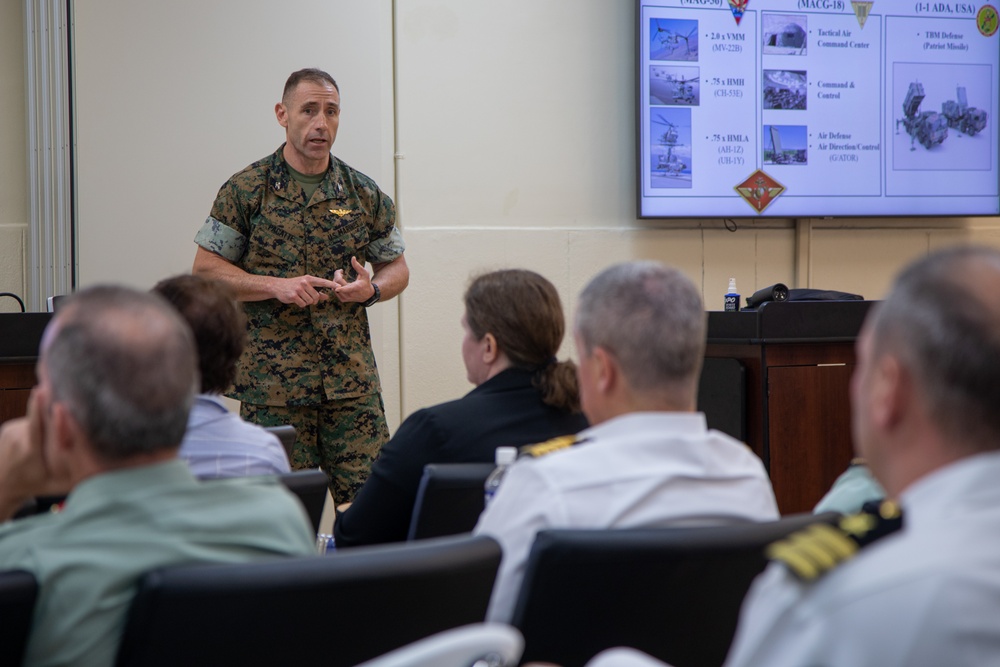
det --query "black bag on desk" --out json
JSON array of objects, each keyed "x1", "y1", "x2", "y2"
[
  {"x1": 788, "y1": 288, "x2": 864, "y2": 301},
  {"x1": 745, "y1": 283, "x2": 863, "y2": 309}
]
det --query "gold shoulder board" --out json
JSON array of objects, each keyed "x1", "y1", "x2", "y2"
[
  {"x1": 766, "y1": 523, "x2": 858, "y2": 581},
  {"x1": 518, "y1": 434, "x2": 579, "y2": 459},
  {"x1": 766, "y1": 500, "x2": 902, "y2": 582}
]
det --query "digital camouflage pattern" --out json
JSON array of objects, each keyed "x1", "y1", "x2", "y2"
[
  {"x1": 242, "y1": 397, "x2": 390, "y2": 505},
  {"x1": 194, "y1": 145, "x2": 404, "y2": 407}
]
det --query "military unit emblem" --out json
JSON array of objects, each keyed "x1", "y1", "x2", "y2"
[
  {"x1": 852, "y1": 2, "x2": 873, "y2": 30},
  {"x1": 979, "y1": 5, "x2": 999, "y2": 37},
  {"x1": 734, "y1": 169, "x2": 785, "y2": 214},
  {"x1": 728, "y1": 0, "x2": 749, "y2": 26}
]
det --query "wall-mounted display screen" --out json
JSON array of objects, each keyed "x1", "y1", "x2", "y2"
[{"x1": 637, "y1": 1, "x2": 1000, "y2": 218}]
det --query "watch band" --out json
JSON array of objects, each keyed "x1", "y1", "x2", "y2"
[{"x1": 363, "y1": 282, "x2": 381, "y2": 307}]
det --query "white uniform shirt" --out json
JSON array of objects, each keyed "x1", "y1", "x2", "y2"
[
  {"x1": 725, "y1": 449, "x2": 1000, "y2": 667},
  {"x1": 180, "y1": 394, "x2": 291, "y2": 478},
  {"x1": 474, "y1": 412, "x2": 779, "y2": 622}
]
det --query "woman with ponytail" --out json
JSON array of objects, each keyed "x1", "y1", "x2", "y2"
[{"x1": 335, "y1": 269, "x2": 587, "y2": 547}]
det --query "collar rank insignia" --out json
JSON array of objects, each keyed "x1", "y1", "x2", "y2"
[
  {"x1": 330, "y1": 208, "x2": 352, "y2": 216},
  {"x1": 766, "y1": 499, "x2": 902, "y2": 582},
  {"x1": 518, "y1": 434, "x2": 581, "y2": 459}
]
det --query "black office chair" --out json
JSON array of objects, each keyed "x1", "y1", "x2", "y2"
[
  {"x1": 277, "y1": 468, "x2": 328, "y2": 533},
  {"x1": 0, "y1": 570, "x2": 39, "y2": 666},
  {"x1": 114, "y1": 533, "x2": 503, "y2": 667},
  {"x1": 407, "y1": 463, "x2": 496, "y2": 540},
  {"x1": 511, "y1": 513, "x2": 839, "y2": 667},
  {"x1": 263, "y1": 424, "x2": 297, "y2": 459}
]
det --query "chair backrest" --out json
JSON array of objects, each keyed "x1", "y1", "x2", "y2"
[
  {"x1": 114, "y1": 534, "x2": 503, "y2": 667},
  {"x1": 277, "y1": 468, "x2": 328, "y2": 533},
  {"x1": 511, "y1": 513, "x2": 839, "y2": 667},
  {"x1": 0, "y1": 570, "x2": 39, "y2": 666},
  {"x1": 407, "y1": 463, "x2": 496, "y2": 540},
  {"x1": 356, "y1": 623, "x2": 523, "y2": 667},
  {"x1": 45, "y1": 294, "x2": 66, "y2": 313},
  {"x1": 263, "y1": 424, "x2": 297, "y2": 459}
]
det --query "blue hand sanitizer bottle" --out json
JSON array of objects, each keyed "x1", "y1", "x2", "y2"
[{"x1": 724, "y1": 278, "x2": 740, "y2": 312}]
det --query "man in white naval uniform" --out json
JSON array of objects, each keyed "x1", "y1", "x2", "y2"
[
  {"x1": 587, "y1": 244, "x2": 1000, "y2": 667},
  {"x1": 475, "y1": 261, "x2": 779, "y2": 622}
]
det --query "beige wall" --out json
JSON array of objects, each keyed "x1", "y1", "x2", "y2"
[
  {"x1": 0, "y1": 0, "x2": 27, "y2": 313},
  {"x1": 4, "y1": 0, "x2": 1000, "y2": 428},
  {"x1": 69, "y1": 0, "x2": 402, "y2": 426},
  {"x1": 391, "y1": 1, "x2": 1000, "y2": 415}
]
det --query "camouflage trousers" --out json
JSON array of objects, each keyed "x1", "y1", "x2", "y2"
[{"x1": 241, "y1": 394, "x2": 389, "y2": 506}]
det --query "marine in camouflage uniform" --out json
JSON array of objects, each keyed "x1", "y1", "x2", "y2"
[{"x1": 193, "y1": 141, "x2": 406, "y2": 504}]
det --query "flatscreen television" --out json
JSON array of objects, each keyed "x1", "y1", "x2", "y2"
[{"x1": 637, "y1": 1, "x2": 1000, "y2": 218}]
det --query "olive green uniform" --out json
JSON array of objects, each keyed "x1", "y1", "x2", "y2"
[{"x1": 195, "y1": 144, "x2": 404, "y2": 503}]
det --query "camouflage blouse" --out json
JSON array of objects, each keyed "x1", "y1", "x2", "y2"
[{"x1": 194, "y1": 145, "x2": 404, "y2": 406}]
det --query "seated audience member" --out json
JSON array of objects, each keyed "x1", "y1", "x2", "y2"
[
  {"x1": 334, "y1": 269, "x2": 588, "y2": 547},
  {"x1": 475, "y1": 261, "x2": 779, "y2": 622},
  {"x1": 813, "y1": 457, "x2": 885, "y2": 515},
  {"x1": 0, "y1": 286, "x2": 315, "y2": 667},
  {"x1": 585, "y1": 245, "x2": 1000, "y2": 667},
  {"x1": 153, "y1": 274, "x2": 291, "y2": 477}
]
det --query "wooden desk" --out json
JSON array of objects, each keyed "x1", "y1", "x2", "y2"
[
  {"x1": 0, "y1": 313, "x2": 52, "y2": 425},
  {"x1": 702, "y1": 301, "x2": 874, "y2": 514}
]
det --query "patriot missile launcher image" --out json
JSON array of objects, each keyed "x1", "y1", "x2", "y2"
[
  {"x1": 941, "y1": 86, "x2": 988, "y2": 137},
  {"x1": 895, "y1": 81, "x2": 948, "y2": 150}
]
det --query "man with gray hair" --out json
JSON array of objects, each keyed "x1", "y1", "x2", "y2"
[
  {"x1": 475, "y1": 261, "x2": 778, "y2": 621},
  {"x1": 0, "y1": 286, "x2": 315, "y2": 667},
  {"x1": 587, "y1": 245, "x2": 1000, "y2": 667}
]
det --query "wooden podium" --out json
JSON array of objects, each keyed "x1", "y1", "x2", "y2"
[
  {"x1": 0, "y1": 313, "x2": 52, "y2": 425},
  {"x1": 700, "y1": 301, "x2": 874, "y2": 514}
]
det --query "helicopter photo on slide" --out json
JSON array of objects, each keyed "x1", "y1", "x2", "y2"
[
  {"x1": 649, "y1": 107, "x2": 692, "y2": 189},
  {"x1": 650, "y1": 65, "x2": 700, "y2": 106}
]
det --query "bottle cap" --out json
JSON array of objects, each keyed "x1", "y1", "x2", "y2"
[
  {"x1": 495, "y1": 446, "x2": 518, "y2": 465},
  {"x1": 728, "y1": 277, "x2": 737, "y2": 293}
]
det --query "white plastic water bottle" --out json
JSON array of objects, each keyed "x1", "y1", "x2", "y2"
[
  {"x1": 315, "y1": 533, "x2": 336, "y2": 554},
  {"x1": 484, "y1": 446, "x2": 518, "y2": 506}
]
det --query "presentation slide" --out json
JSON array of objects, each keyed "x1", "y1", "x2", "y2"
[{"x1": 638, "y1": 1, "x2": 1000, "y2": 218}]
